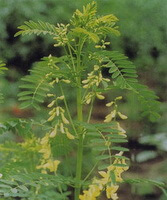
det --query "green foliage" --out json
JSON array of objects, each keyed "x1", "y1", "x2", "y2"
[
  {"x1": 0, "y1": 60, "x2": 7, "y2": 103},
  {"x1": 93, "y1": 50, "x2": 160, "y2": 121},
  {"x1": 18, "y1": 56, "x2": 71, "y2": 110},
  {"x1": 126, "y1": 178, "x2": 167, "y2": 197},
  {"x1": 0, "y1": 173, "x2": 72, "y2": 199},
  {"x1": 0, "y1": 1, "x2": 165, "y2": 200},
  {"x1": 15, "y1": 21, "x2": 58, "y2": 37}
]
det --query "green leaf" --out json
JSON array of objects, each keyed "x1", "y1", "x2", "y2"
[
  {"x1": 106, "y1": 134, "x2": 126, "y2": 139},
  {"x1": 109, "y1": 66, "x2": 117, "y2": 73},
  {"x1": 72, "y1": 27, "x2": 99, "y2": 43},
  {"x1": 111, "y1": 146, "x2": 129, "y2": 151},
  {"x1": 113, "y1": 163, "x2": 129, "y2": 167},
  {"x1": 109, "y1": 139, "x2": 128, "y2": 143},
  {"x1": 110, "y1": 171, "x2": 116, "y2": 184},
  {"x1": 93, "y1": 146, "x2": 109, "y2": 151},
  {"x1": 18, "y1": 185, "x2": 29, "y2": 192},
  {"x1": 98, "y1": 164, "x2": 109, "y2": 170},
  {"x1": 96, "y1": 155, "x2": 111, "y2": 161},
  {"x1": 112, "y1": 71, "x2": 120, "y2": 78},
  {"x1": 15, "y1": 20, "x2": 57, "y2": 37}
]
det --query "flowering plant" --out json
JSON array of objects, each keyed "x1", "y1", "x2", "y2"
[{"x1": 0, "y1": 2, "x2": 165, "y2": 200}]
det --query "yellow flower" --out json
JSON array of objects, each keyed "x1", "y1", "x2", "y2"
[
  {"x1": 117, "y1": 122, "x2": 126, "y2": 136},
  {"x1": 48, "y1": 112, "x2": 56, "y2": 121},
  {"x1": 48, "y1": 100, "x2": 55, "y2": 108},
  {"x1": 65, "y1": 128, "x2": 75, "y2": 140},
  {"x1": 56, "y1": 106, "x2": 60, "y2": 116},
  {"x1": 94, "y1": 65, "x2": 99, "y2": 71},
  {"x1": 39, "y1": 148, "x2": 51, "y2": 159},
  {"x1": 40, "y1": 135, "x2": 49, "y2": 145},
  {"x1": 82, "y1": 79, "x2": 89, "y2": 84},
  {"x1": 118, "y1": 112, "x2": 128, "y2": 120},
  {"x1": 104, "y1": 110, "x2": 116, "y2": 122},
  {"x1": 60, "y1": 123, "x2": 65, "y2": 133},
  {"x1": 98, "y1": 171, "x2": 109, "y2": 185},
  {"x1": 115, "y1": 96, "x2": 122, "y2": 100},
  {"x1": 50, "y1": 125, "x2": 57, "y2": 138},
  {"x1": 62, "y1": 79, "x2": 70, "y2": 83},
  {"x1": 79, "y1": 184, "x2": 101, "y2": 200},
  {"x1": 106, "y1": 185, "x2": 119, "y2": 199},
  {"x1": 47, "y1": 93, "x2": 54, "y2": 97},
  {"x1": 61, "y1": 113, "x2": 69, "y2": 124},
  {"x1": 96, "y1": 93, "x2": 105, "y2": 100},
  {"x1": 37, "y1": 159, "x2": 60, "y2": 173},
  {"x1": 57, "y1": 95, "x2": 64, "y2": 100},
  {"x1": 106, "y1": 101, "x2": 114, "y2": 107}
]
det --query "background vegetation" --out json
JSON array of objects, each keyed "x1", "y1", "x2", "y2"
[{"x1": 0, "y1": 0, "x2": 167, "y2": 199}]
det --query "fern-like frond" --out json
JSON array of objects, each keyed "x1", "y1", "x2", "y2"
[
  {"x1": 0, "y1": 173, "x2": 73, "y2": 199},
  {"x1": 71, "y1": 1, "x2": 97, "y2": 28},
  {"x1": 18, "y1": 55, "x2": 72, "y2": 110},
  {"x1": 18, "y1": 56, "x2": 61, "y2": 109},
  {"x1": 0, "y1": 60, "x2": 7, "y2": 74},
  {"x1": 96, "y1": 26, "x2": 120, "y2": 36},
  {"x1": 14, "y1": 20, "x2": 58, "y2": 37},
  {"x1": 0, "y1": 60, "x2": 7, "y2": 103},
  {"x1": 72, "y1": 27, "x2": 100, "y2": 43},
  {"x1": 96, "y1": 50, "x2": 160, "y2": 121},
  {"x1": 126, "y1": 178, "x2": 167, "y2": 197},
  {"x1": 76, "y1": 121, "x2": 129, "y2": 171},
  {"x1": 130, "y1": 83, "x2": 160, "y2": 121},
  {"x1": 96, "y1": 14, "x2": 119, "y2": 24}
]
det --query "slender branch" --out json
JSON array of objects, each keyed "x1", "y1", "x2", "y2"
[
  {"x1": 59, "y1": 84, "x2": 77, "y2": 136},
  {"x1": 74, "y1": 38, "x2": 84, "y2": 200},
  {"x1": 87, "y1": 97, "x2": 95, "y2": 123},
  {"x1": 67, "y1": 43, "x2": 76, "y2": 73}
]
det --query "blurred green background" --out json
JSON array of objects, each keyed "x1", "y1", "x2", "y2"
[{"x1": 0, "y1": 0, "x2": 167, "y2": 199}]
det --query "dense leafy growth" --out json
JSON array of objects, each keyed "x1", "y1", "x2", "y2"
[{"x1": 0, "y1": 1, "x2": 166, "y2": 200}]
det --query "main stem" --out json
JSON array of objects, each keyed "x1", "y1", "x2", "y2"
[{"x1": 74, "y1": 40, "x2": 84, "y2": 200}]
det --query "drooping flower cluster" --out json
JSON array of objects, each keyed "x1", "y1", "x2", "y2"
[
  {"x1": 47, "y1": 95, "x2": 75, "y2": 140},
  {"x1": 36, "y1": 133, "x2": 60, "y2": 174},
  {"x1": 79, "y1": 152, "x2": 129, "y2": 200},
  {"x1": 82, "y1": 65, "x2": 110, "y2": 104},
  {"x1": 104, "y1": 96, "x2": 128, "y2": 123}
]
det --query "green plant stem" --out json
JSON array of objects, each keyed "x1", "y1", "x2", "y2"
[
  {"x1": 59, "y1": 84, "x2": 77, "y2": 136},
  {"x1": 74, "y1": 39, "x2": 84, "y2": 200},
  {"x1": 87, "y1": 97, "x2": 94, "y2": 123}
]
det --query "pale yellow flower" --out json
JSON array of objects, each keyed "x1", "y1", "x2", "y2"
[
  {"x1": 104, "y1": 110, "x2": 116, "y2": 122},
  {"x1": 96, "y1": 93, "x2": 105, "y2": 100},
  {"x1": 60, "y1": 123, "x2": 65, "y2": 133},
  {"x1": 61, "y1": 113, "x2": 69, "y2": 124},
  {"x1": 118, "y1": 112, "x2": 128, "y2": 120},
  {"x1": 79, "y1": 184, "x2": 101, "y2": 200},
  {"x1": 115, "y1": 96, "x2": 122, "y2": 100},
  {"x1": 117, "y1": 122, "x2": 126, "y2": 136},
  {"x1": 50, "y1": 126, "x2": 57, "y2": 138},
  {"x1": 47, "y1": 93, "x2": 54, "y2": 97},
  {"x1": 48, "y1": 100, "x2": 55, "y2": 108},
  {"x1": 106, "y1": 185, "x2": 119, "y2": 199},
  {"x1": 106, "y1": 101, "x2": 114, "y2": 107},
  {"x1": 65, "y1": 128, "x2": 75, "y2": 140},
  {"x1": 56, "y1": 106, "x2": 60, "y2": 116},
  {"x1": 48, "y1": 112, "x2": 56, "y2": 121},
  {"x1": 62, "y1": 79, "x2": 71, "y2": 83},
  {"x1": 57, "y1": 95, "x2": 64, "y2": 100}
]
